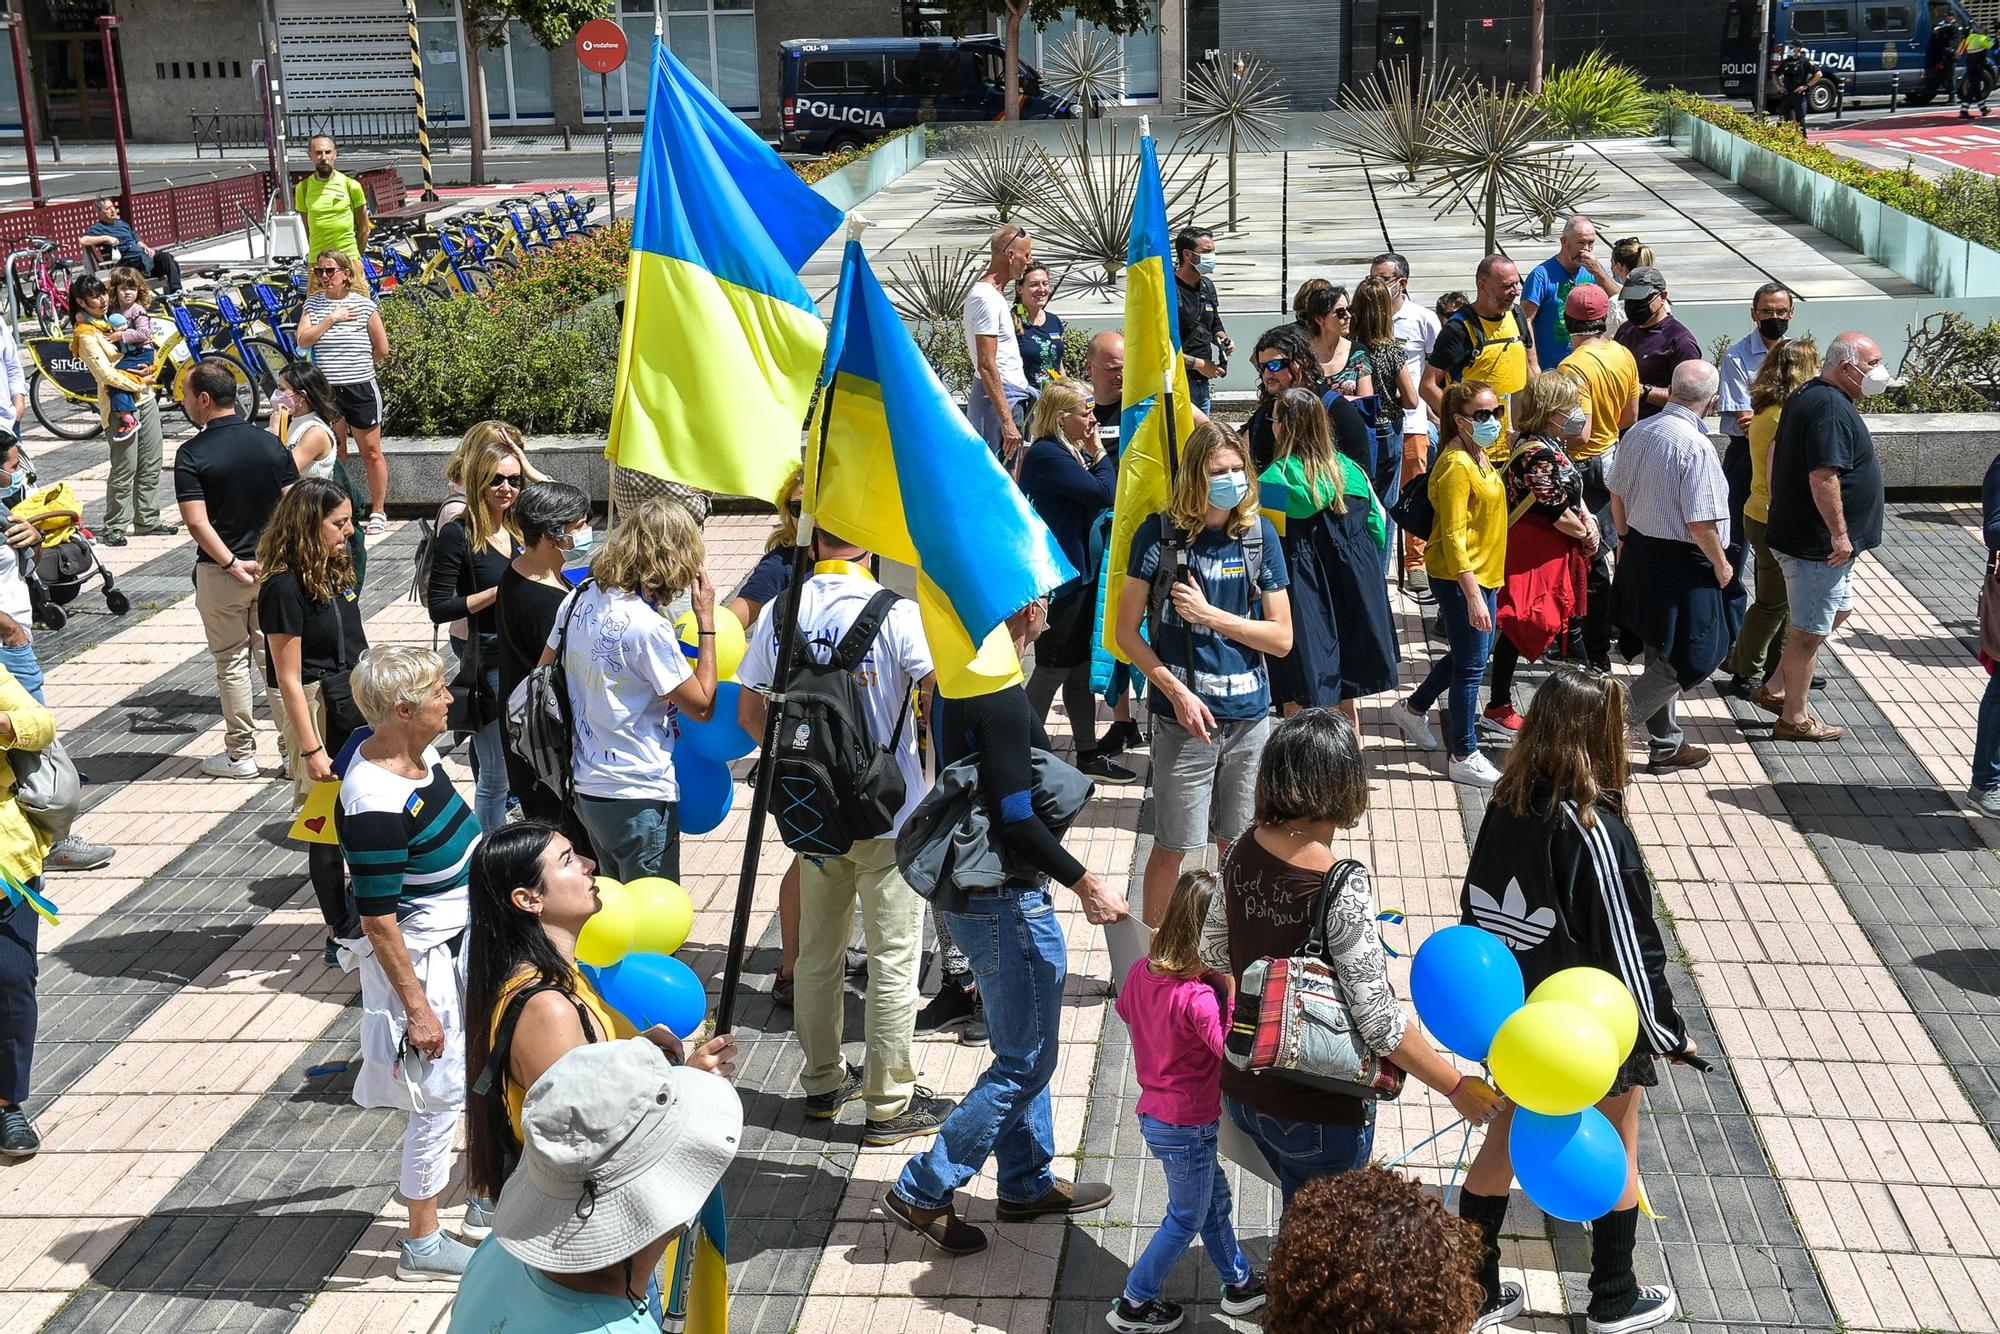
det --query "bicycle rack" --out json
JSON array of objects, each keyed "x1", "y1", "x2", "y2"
[{"x1": 4, "y1": 248, "x2": 33, "y2": 338}]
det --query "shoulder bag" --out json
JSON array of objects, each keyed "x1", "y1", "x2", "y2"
[{"x1": 1225, "y1": 858, "x2": 1406, "y2": 1101}]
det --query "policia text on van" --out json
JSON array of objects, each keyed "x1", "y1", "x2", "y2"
[
  {"x1": 1720, "y1": 0, "x2": 1979, "y2": 112},
  {"x1": 779, "y1": 36, "x2": 1071, "y2": 154}
]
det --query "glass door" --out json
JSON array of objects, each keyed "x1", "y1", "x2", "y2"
[{"x1": 36, "y1": 34, "x2": 123, "y2": 139}]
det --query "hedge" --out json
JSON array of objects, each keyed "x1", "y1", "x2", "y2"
[{"x1": 1667, "y1": 92, "x2": 2000, "y2": 252}]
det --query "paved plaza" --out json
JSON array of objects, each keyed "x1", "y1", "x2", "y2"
[{"x1": 0, "y1": 404, "x2": 1991, "y2": 1334}]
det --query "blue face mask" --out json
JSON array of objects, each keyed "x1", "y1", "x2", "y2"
[
  {"x1": 1471, "y1": 418, "x2": 1504, "y2": 447},
  {"x1": 1207, "y1": 469, "x2": 1249, "y2": 509}
]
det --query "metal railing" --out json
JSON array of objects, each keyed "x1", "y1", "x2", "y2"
[{"x1": 191, "y1": 108, "x2": 456, "y2": 158}]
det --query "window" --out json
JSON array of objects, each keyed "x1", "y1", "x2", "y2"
[
  {"x1": 1792, "y1": 8, "x2": 1826, "y2": 35},
  {"x1": 1026, "y1": 3, "x2": 1163, "y2": 101},
  {"x1": 1862, "y1": 5, "x2": 1910, "y2": 33},
  {"x1": 584, "y1": 0, "x2": 758, "y2": 118},
  {"x1": 801, "y1": 57, "x2": 885, "y2": 93}
]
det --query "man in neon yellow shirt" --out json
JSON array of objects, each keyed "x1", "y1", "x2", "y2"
[
  {"x1": 293, "y1": 135, "x2": 370, "y2": 266},
  {"x1": 1961, "y1": 23, "x2": 1995, "y2": 118}
]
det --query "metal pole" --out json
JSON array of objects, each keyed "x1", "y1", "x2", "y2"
[
  {"x1": 601, "y1": 71, "x2": 615, "y2": 223},
  {"x1": 1755, "y1": 0, "x2": 1772, "y2": 118},
  {"x1": 3, "y1": 13, "x2": 42, "y2": 206},
  {"x1": 405, "y1": 0, "x2": 437, "y2": 201},
  {"x1": 95, "y1": 17, "x2": 132, "y2": 216},
  {"x1": 260, "y1": 0, "x2": 292, "y2": 212}
]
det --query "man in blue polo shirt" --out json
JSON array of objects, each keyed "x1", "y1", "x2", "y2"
[
  {"x1": 79, "y1": 198, "x2": 182, "y2": 293},
  {"x1": 1519, "y1": 215, "x2": 1615, "y2": 368}
]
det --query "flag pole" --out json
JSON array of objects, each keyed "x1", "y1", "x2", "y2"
[{"x1": 712, "y1": 212, "x2": 867, "y2": 1037}]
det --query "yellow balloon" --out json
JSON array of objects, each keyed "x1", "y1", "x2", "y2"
[
  {"x1": 576, "y1": 876, "x2": 637, "y2": 968},
  {"x1": 626, "y1": 875, "x2": 695, "y2": 956},
  {"x1": 1488, "y1": 1001, "x2": 1619, "y2": 1116},
  {"x1": 1529, "y1": 967, "x2": 1639, "y2": 1061},
  {"x1": 677, "y1": 605, "x2": 747, "y2": 681}
]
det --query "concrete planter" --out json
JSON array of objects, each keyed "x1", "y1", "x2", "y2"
[
  {"x1": 807, "y1": 129, "x2": 927, "y2": 212},
  {"x1": 1669, "y1": 111, "x2": 2000, "y2": 299}
]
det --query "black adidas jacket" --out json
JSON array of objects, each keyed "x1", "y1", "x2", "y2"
[{"x1": 1460, "y1": 788, "x2": 1688, "y2": 1058}]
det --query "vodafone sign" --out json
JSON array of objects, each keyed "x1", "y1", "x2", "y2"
[{"x1": 577, "y1": 20, "x2": 629, "y2": 75}]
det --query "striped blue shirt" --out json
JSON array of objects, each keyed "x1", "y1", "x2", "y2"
[{"x1": 336, "y1": 747, "x2": 480, "y2": 918}]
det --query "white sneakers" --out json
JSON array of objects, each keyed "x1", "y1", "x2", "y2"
[
  {"x1": 1389, "y1": 702, "x2": 1441, "y2": 751},
  {"x1": 1449, "y1": 752, "x2": 1503, "y2": 787},
  {"x1": 366, "y1": 512, "x2": 389, "y2": 536},
  {"x1": 199, "y1": 752, "x2": 260, "y2": 780}
]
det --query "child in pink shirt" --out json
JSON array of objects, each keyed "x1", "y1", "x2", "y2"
[{"x1": 1109, "y1": 870, "x2": 1263, "y2": 1333}]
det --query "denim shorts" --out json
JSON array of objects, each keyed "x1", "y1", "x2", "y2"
[
  {"x1": 1150, "y1": 712, "x2": 1270, "y2": 853},
  {"x1": 1775, "y1": 552, "x2": 1855, "y2": 637}
]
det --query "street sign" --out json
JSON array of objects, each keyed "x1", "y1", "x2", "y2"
[{"x1": 577, "y1": 20, "x2": 628, "y2": 75}]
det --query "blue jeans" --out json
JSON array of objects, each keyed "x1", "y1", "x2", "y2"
[
  {"x1": 1126, "y1": 1115, "x2": 1251, "y2": 1303},
  {"x1": 575, "y1": 793, "x2": 680, "y2": 883},
  {"x1": 1408, "y1": 580, "x2": 1497, "y2": 759},
  {"x1": 896, "y1": 886, "x2": 1064, "y2": 1211},
  {"x1": 0, "y1": 644, "x2": 45, "y2": 705},
  {"x1": 1224, "y1": 1095, "x2": 1374, "y2": 1210},
  {"x1": 1188, "y1": 375, "x2": 1212, "y2": 413},
  {"x1": 1975, "y1": 666, "x2": 2000, "y2": 792},
  {"x1": 450, "y1": 638, "x2": 511, "y2": 834},
  {"x1": 109, "y1": 348, "x2": 150, "y2": 418}
]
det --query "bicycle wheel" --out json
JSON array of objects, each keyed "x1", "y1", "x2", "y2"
[
  {"x1": 239, "y1": 336, "x2": 290, "y2": 403},
  {"x1": 485, "y1": 253, "x2": 521, "y2": 275},
  {"x1": 29, "y1": 371, "x2": 102, "y2": 441},
  {"x1": 32, "y1": 294, "x2": 60, "y2": 335},
  {"x1": 458, "y1": 264, "x2": 495, "y2": 295}
]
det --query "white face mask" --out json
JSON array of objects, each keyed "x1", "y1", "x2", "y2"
[
  {"x1": 1859, "y1": 362, "x2": 1892, "y2": 396},
  {"x1": 565, "y1": 524, "x2": 595, "y2": 555},
  {"x1": 1196, "y1": 253, "x2": 1217, "y2": 276}
]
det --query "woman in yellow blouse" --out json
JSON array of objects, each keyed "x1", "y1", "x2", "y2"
[
  {"x1": 0, "y1": 661, "x2": 56, "y2": 1157},
  {"x1": 1390, "y1": 380, "x2": 1510, "y2": 786},
  {"x1": 1724, "y1": 338, "x2": 1818, "y2": 701}
]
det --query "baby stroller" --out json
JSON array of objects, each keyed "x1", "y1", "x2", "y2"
[{"x1": 9, "y1": 481, "x2": 131, "y2": 630}]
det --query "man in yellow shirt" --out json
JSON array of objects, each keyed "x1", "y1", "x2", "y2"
[
  {"x1": 1422, "y1": 255, "x2": 1537, "y2": 456},
  {"x1": 1557, "y1": 283, "x2": 1638, "y2": 672},
  {"x1": 294, "y1": 136, "x2": 371, "y2": 267}
]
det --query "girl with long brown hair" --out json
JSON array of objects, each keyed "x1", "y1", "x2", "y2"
[
  {"x1": 1725, "y1": 336, "x2": 1820, "y2": 700},
  {"x1": 1457, "y1": 667, "x2": 1699, "y2": 1334}
]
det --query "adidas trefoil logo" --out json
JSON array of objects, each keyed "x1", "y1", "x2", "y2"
[{"x1": 1466, "y1": 879, "x2": 1556, "y2": 952}]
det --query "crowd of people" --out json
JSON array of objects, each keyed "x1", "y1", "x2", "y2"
[{"x1": 0, "y1": 191, "x2": 1955, "y2": 1334}]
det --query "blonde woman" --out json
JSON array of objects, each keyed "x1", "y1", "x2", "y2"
[
  {"x1": 438, "y1": 421, "x2": 545, "y2": 531},
  {"x1": 1115, "y1": 421, "x2": 1293, "y2": 926},
  {"x1": 424, "y1": 437, "x2": 523, "y2": 833},
  {"x1": 728, "y1": 462, "x2": 805, "y2": 630},
  {"x1": 296, "y1": 249, "x2": 389, "y2": 531},
  {"x1": 544, "y1": 498, "x2": 718, "y2": 883}
]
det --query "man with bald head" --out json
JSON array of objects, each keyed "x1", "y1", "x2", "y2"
[
  {"x1": 1610, "y1": 359, "x2": 1738, "y2": 772},
  {"x1": 1521, "y1": 215, "x2": 1615, "y2": 365},
  {"x1": 1423, "y1": 254, "x2": 1537, "y2": 452},
  {"x1": 964, "y1": 224, "x2": 1035, "y2": 461},
  {"x1": 1764, "y1": 332, "x2": 1887, "y2": 742},
  {"x1": 1083, "y1": 329, "x2": 1124, "y2": 453}
]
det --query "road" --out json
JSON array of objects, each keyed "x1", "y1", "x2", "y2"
[{"x1": 1812, "y1": 106, "x2": 2000, "y2": 176}]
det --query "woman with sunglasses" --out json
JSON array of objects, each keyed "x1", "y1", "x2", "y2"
[
  {"x1": 426, "y1": 437, "x2": 523, "y2": 833},
  {"x1": 1242, "y1": 323, "x2": 1374, "y2": 476},
  {"x1": 1292, "y1": 279, "x2": 1357, "y2": 387},
  {"x1": 296, "y1": 250, "x2": 389, "y2": 534},
  {"x1": 1389, "y1": 380, "x2": 1510, "y2": 787}
]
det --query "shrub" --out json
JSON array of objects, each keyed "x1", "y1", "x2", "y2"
[
  {"x1": 1666, "y1": 92, "x2": 2000, "y2": 251},
  {"x1": 497, "y1": 221, "x2": 632, "y2": 308},
  {"x1": 792, "y1": 129, "x2": 918, "y2": 185},
  {"x1": 380, "y1": 284, "x2": 622, "y2": 436},
  {"x1": 1535, "y1": 51, "x2": 1659, "y2": 139}
]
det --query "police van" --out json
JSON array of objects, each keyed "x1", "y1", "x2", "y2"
[
  {"x1": 779, "y1": 36, "x2": 1072, "y2": 154},
  {"x1": 1720, "y1": 0, "x2": 1979, "y2": 111}
]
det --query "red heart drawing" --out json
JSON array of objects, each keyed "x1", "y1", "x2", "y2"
[{"x1": 304, "y1": 816, "x2": 326, "y2": 835}]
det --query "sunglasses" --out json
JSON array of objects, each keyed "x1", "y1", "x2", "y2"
[
  {"x1": 1461, "y1": 407, "x2": 1501, "y2": 423},
  {"x1": 315, "y1": 266, "x2": 341, "y2": 276},
  {"x1": 1330, "y1": 306, "x2": 1352, "y2": 318},
  {"x1": 786, "y1": 500, "x2": 802, "y2": 519},
  {"x1": 487, "y1": 474, "x2": 522, "y2": 489},
  {"x1": 1257, "y1": 357, "x2": 1291, "y2": 373}
]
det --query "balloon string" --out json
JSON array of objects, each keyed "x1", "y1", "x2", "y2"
[
  {"x1": 1383, "y1": 1116, "x2": 1467, "y2": 1169},
  {"x1": 1443, "y1": 1118, "x2": 1474, "y2": 1210}
]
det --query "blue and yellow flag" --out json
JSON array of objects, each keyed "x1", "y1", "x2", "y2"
[
  {"x1": 661, "y1": 1184, "x2": 728, "y2": 1334},
  {"x1": 606, "y1": 39, "x2": 843, "y2": 501},
  {"x1": 809, "y1": 237, "x2": 1075, "y2": 697},
  {"x1": 1104, "y1": 131, "x2": 1199, "y2": 661}
]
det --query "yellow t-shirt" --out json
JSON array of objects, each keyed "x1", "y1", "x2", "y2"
[
  {"x1": 1559, "y1": 339, "x2": 1639, "y2": 463},
  {"x1": 295, "y1": 170, "x2": 369, "y2": 264},
  {"x1": 1746, "y1": 403, "x2": 1782, "y2": 525},
  {"x1": 1441, "y1": 307, "x2": 1531, "y2": 458},
  {"x1": 1424, "y1": 444, "x2": 1508, "y2": 589},
  {"x1": 491, "y1": 966, "x2": 638, "y2": 1139}
]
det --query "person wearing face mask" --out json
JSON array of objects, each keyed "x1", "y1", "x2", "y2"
[
  {"x1": 1116, "y1": 422, "x2": 1293, "y2": 926},
  {"x1": 497, "y1": 481, "x2": 594, "y2": 829},
  {"x1": 1174, "y1": 228, "x2": 1230, "y2": 414},
  {"x1": 1389, "y1": 382, "x2": 1510, "y2": 786},
  {"x1": 1608, "y1": 361, "x2": 1741, "y2": 773},
  {"x1": 1717, "y1": 284, "x2": 1797, "y2": 603},
  {"x1": 1764, "y1": 333, "x2": 1889, "y2": 743},
  {"x1": 1482, "y1": 372, "x2": 1599, "y2": 734},
  {"x1": 1613, "y1": 267, "x2": 1701, "y2": 421}
]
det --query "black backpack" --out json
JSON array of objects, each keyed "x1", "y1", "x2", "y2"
[
  {"x1": 1389, "y1": 469, "x2": 1436, "y2": 541},
  {"x1": 771, "y1": 588, "x2": 912, "y2": 858},
  {"x1": 1146, "y1": 518, "x2": 1262, "y2": 631}
]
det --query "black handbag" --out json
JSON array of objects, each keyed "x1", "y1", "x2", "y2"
[
  {"x1": 446, "y1": 539, "x2": 498, "y2": 735},
  {"x1": 316, "y1": 587, "x2": 369, "y2": 746}
]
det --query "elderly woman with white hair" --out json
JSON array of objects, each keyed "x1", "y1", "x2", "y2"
[{"x1": 337, "y1": 645, "x2": 487, "y2": 1278}]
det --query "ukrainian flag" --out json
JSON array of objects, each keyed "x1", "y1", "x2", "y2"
[
  {"x1": 810, "y1": 237, "x2": 1075, "y2": 697},
  {"x1": 1104, "y1": 130, "x2": 1199, "y2": 661},
  {"x1": 606, "y1": 38, "x2": 844, "y2": 501}
]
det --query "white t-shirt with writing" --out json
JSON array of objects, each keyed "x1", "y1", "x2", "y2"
[
  {"x1": 549, "y1": 583, "x2": 693, "y2": 802},
  {"x1": 738, "y1": 572, "x2": 935, "y2": 835},
  {"x1": 963, "y1": 281, "x2": 1028, "y2": 394}
]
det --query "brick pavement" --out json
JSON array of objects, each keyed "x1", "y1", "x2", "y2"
[{"x1": 0, "y1": 477, "x2": 1996, "y2": 1333}]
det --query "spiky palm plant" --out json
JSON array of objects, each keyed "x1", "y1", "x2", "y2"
[
  {"x1": 1534, "y1": 49, "x2": 1658, "y2": 139},
  {"x1": 1415, "y1": 82, "x2": 1571, "y2": 251},
  {"x1": 1041, "y1": 29, "x2": 1126, "y2": 157},
  {"x1": 1014, "y1": 122, "x2": 1219, "y2": 293},
  {"x1": 1503, "y1": 153, "x2": 1601, "y2": 237},
  {"x1": 882, "y1": 245, "x2": 983, "y2": 328},
  {"x1": 936, "y1": 135, "x2": 1055, "y2": 224},
  {"x1": 1183, "y1": 50, "x2": 1286, "y2": 229},
  {"x1": 1322, "y1": 57, "x2": 1460, "y2": 183}
]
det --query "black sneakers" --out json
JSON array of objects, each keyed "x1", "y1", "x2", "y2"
[
  {"x1": 1105, "y1": 1297, "x2": 1183, "y2": 1333},
  {"x1": 884, "y1": 1188, "x2": 988, "y2": 1255},
  {"x1": 1097, "y1": 719, "x2": 1141, "y2": 756},
  {"x1": 863, "y1": 1087, "x2": 955, "y2": 1147},
  {"x1": 1219, "y1": 1271, "x2": 1267, "y2": 1316},
  {"x1": 1588, "y1": 1285, "x2": 1678, "y2": 1333},
  {"x1": 1078, "y1": 751, "x2": 1139, "y2": 783},
  {"x1": 803, "y1": 1062, "x2": 863, "y2": 1120},
  {"x1": 915, "y1": 982, "x2": 987, "y2": 1044},
  {"x1": 1471, "y1": 1281, "x2": 1525, "y2": 1330},
  {"x1": 0, "y1": 1106, "x2": 40, "y2": 1159}
]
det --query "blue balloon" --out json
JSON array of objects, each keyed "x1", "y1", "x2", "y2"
[
  {"x1": 679, "y1": 682, "x2": 757, "y2": 762},
  {"x1": 1510, "y1": 1108, "x2": 1628, "y2": 1222},
  {"x1": 676, "y1": 756, "x2": 735, "y2": 835},
  {"x1": 592, "y1": 951, "x2": 709, "y2": 1039},
  {"x1": 1409, "y1": 925, "x2": 1525, "y2": 1062}
]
